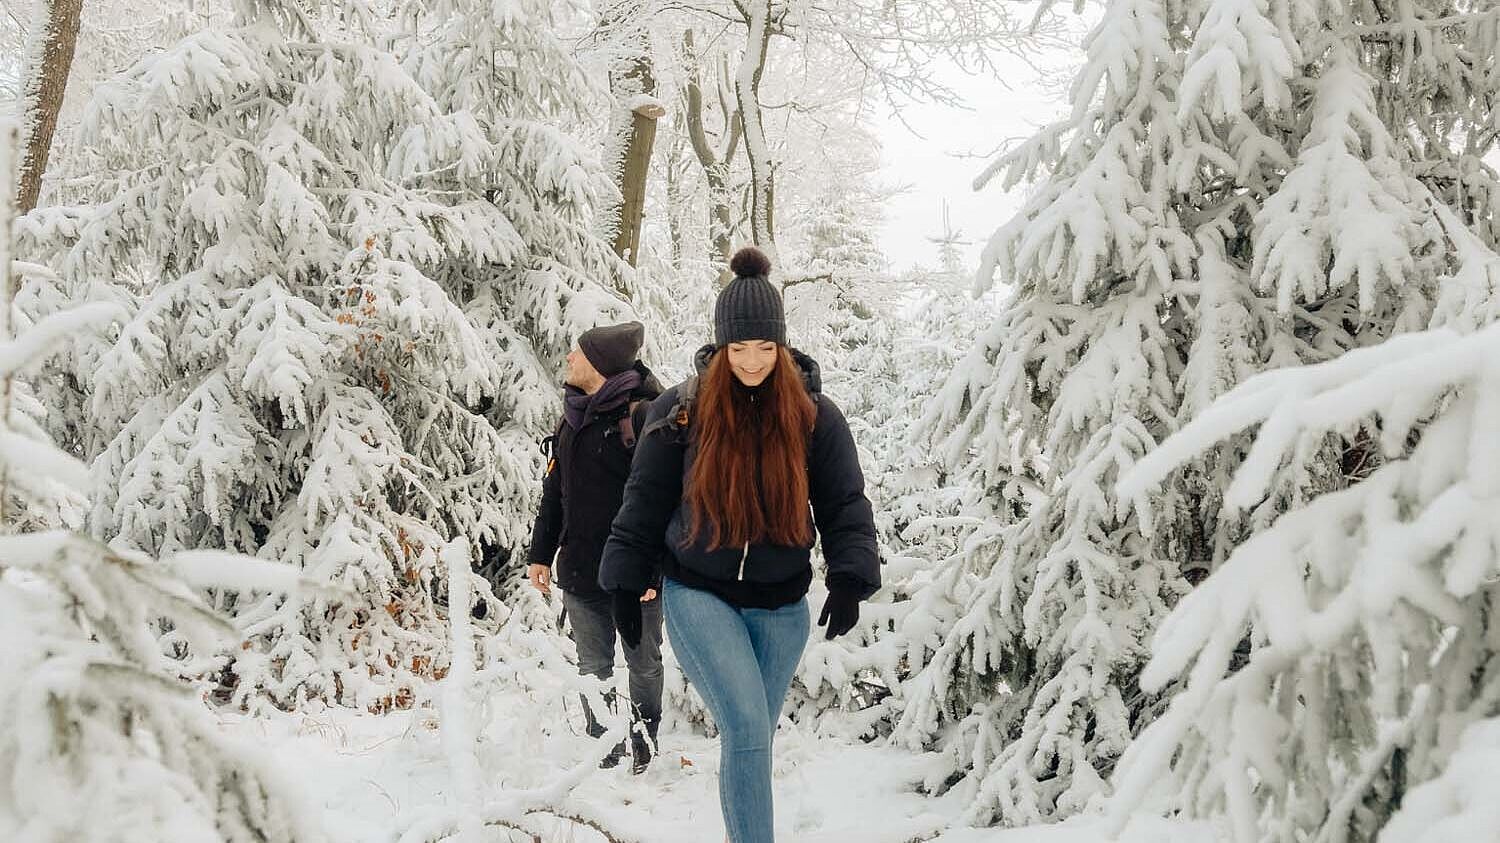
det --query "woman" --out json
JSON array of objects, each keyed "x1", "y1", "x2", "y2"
[{"x1": 599, "y1": 246, "x2": 881, "y2": 843}]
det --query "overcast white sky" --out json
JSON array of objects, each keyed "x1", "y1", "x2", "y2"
[{"x1": 871, "y1": 42, "x2": 1077, "y2": 277}]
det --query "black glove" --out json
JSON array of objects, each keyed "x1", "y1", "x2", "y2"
[
  {"x1": 817, "y1": 585, "x2": 861, "y2": 640},
  {"x1": 613, "y1": 589, "x2": 644, "y2": 650}
]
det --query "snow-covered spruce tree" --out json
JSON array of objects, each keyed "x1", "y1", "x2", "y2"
[
  {"x1": 789, "y1": 274, "x2": 1005, "y2": 738},
  {"x1": 0, "y1": 119, "x2": 322, "y2": 843},
  {"x1": 1109, "y1": 204, "x2": 1500, "y2": 842},
  {"x1": 795, "y1": 184, "x2": 886, "y2": 287},
  {"x1": 17, "y1": 0, "x2": 634, "y2": 711},
  {"x1": 898, "y1": 0, "x2": 1482, "y2": 824}
]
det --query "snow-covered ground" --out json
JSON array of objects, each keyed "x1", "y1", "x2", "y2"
[{"x1": 219, "y1": 689, "x2": 1220, "y2": 843}]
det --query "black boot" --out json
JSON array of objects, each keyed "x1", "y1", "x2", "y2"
[{"x1": 630, "y1": 716, "x2": 660, "y2": 774}]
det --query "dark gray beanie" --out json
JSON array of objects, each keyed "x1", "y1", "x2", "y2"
[
  {"x1": 578, "y1": 321, "x2": 644, "y2": 377},
  {"x1": 714, "y1": 247, "x2": 785, "y2": 346}
]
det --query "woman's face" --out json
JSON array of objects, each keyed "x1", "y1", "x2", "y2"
[{"x1": 726, "y1": 340, "x2": 778, "y2": 387}]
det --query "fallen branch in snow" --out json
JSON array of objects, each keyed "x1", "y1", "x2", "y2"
[
  {"x1": 396, "y1": 552, "x2": 641, "y2": 843},
  {"x1": 404, "y1": 808, "x2": 641, "y2": 843},
  {"x1": 515, "y1": 808, "x2": 644, "y2": 843},
  {"x1": 395, "y1": 790, "x2": 644, "y2": 843}
]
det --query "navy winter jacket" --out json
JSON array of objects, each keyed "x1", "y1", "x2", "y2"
[{"x1": 598, "y1": 347, "x2": 880, "y2": 607}]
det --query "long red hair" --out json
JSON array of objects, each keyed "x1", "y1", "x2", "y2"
[{"x1": 684, "y1": 347, "x2": 817, "y2": 550}]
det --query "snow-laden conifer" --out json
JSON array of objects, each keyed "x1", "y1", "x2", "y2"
[
  {"x1": 16, "y1": 0, "x2": 635, "y2": 710},
  {"x1": 901, "y1": 0, "x2": 1494, "y2": 824},
  {"x1": 1109, "y1": 203, "x2": 1500, "y2": 842},
  {"x1": 0, "y1": 116, "x2": 323, "y2": 843}
]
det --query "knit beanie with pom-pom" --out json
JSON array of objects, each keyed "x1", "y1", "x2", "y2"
[{"x1": 714, "y1": 246, "x2": 785, "y2": 346}]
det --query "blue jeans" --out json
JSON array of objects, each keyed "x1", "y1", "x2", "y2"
[{"x1": 662, "y1": 578, "x2": 809, "y2": 843}]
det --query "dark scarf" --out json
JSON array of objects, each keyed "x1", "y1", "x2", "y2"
[{"x1": 563, "y1": 368, "x2": 643, "y2": 430}]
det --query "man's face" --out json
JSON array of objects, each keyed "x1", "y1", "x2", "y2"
[
  {"x1": 726, "y1": 340, "x2": 778, "y2": 387},
  {"x1": 565, "y1": 347, "x2": 601, "y2": 389}
]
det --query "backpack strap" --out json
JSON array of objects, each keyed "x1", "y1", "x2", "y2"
[
  {"x1": 539, "y1": 416, "x2": 565, "y2": 473},
  {"x1": 618, "y1": 399, "x2": 647, "y2": 449},
  {"x1": 640, "y1": 376, "x2": 699, "y2": 440}
]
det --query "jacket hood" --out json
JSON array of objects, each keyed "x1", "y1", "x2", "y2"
[{"x1": 692, "y1": 343, "x2": 822, "y2": 394}]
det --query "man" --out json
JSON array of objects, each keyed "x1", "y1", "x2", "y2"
[{"x1": 528, "y1": 321, "x2": 665, "y2": 773}]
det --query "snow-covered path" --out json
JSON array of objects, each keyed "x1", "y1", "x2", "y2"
[
  {"x1": 220, "y1": 703, "x2": 947, "y2": 841},
  {"x1": 218, "y1": 703, "x2": 1215, "y2": 842}
]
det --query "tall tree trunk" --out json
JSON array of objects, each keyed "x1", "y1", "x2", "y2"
[
  {"x1": 1, "y1": 121, "x2": 20, "y2": 526},
  {"x1": 682, "y1": 30, "x2": 742, "y2": 278},
  {"x1": 17, "y1": 0, "x2": 84, "y2": 214},
  {"x1": 598, "y1": 4, "x2": 662, "y2": 269},
  {"x1": 734, "y1": 0, "x2": 775, "y2": 252}
]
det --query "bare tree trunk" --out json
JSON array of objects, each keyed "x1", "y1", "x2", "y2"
[
  {"x1": 682, "y1": 30, "x2": 742, "y2": 277},
  {"x1": 610, "y1": 71, "x2": 662, "y2": 267},
  {"x1": 1, "y1": 120, "x2": 20, "y2": 527},
  {"x1": 597, "y1": 3, "x2": 663, "y2": 269},
  {"x1": 17, "y1": 0, "x2": 84, "y2": 214},
  {"x1": 734, "y1": 0, "x2": 775, "y2": 252}
]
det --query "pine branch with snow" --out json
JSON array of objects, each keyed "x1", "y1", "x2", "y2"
[
  {"x1": 902, "y1": 0, "x2": 1495, "y2": 826},
  {"x1": 11, "y1": 0, "x2": 641, "y2": 710},
  {"x1": 1108, "y1": 206, "x2": 1500, "y2": 842},
  {"x1": 0, "y1": 117, "x2": 324, "y2": 843}
]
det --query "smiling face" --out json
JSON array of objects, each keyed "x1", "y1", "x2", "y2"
[{"x1": 725, "y1": 340, "x2": 779, "y2": 387}]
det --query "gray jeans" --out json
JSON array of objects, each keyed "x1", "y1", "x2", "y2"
[{"x1": 562, "y1": 588, "x2": 664, "y2": 726}]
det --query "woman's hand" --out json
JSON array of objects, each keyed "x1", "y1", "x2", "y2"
[{"x1": 817, "y1": 586, "x2": 860, "y2": 640}]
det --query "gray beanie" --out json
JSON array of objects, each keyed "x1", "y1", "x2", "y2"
[
  {"x1": 578, "y1": 321, "x2": 645, "y2": 377},
  {"x1": 714, "y1": 247, "x2": 785, "y2": 346}
]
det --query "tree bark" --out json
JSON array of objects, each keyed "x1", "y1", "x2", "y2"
[
  {"x1": 606, "y1": 66, "x2": 662, "y2": 266},
  {"x1": 598, "y1": 3, "x2": 662, "y2": 268},
  {"x1": 611, "y1": 85, "x2": 662, "y2": 266},
  {"x1": 734, "y1": 0, "x2": 776, "y2": 251},
  {"x1": 17, "y1": 0, "x2": 84, "y2": 214},
  {"x1": 1, "y1": 121, "x2": 19, "y2": 526}
]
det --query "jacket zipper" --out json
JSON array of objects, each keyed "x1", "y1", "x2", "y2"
[{"x1": 737, "y1": 541, "x2": 749, "y2": 581}]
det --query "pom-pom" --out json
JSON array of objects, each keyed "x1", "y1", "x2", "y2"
[{"x1": 730, "y1": 246, "x2": 772, "y2": 279}]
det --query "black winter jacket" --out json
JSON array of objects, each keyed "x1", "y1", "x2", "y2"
[
  {"x1": 528, "y1": 361, "x2": 663, "y2": 594},
  {"x1": 598, "y1": 347, "x2": 880, "y2": 608}
]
